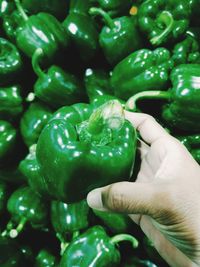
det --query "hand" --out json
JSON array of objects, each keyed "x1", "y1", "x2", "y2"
[{"x1": 87, "y1": 112, "x2": 200, "y2": 267}]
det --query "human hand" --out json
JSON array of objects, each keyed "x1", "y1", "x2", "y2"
[{"x1": 87, "y1": 112, "x2": 200, "y2": 267}]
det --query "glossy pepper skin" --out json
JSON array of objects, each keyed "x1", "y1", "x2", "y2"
[
  {"x1": 3, "y1": 186, "x2": 48, "y2": 238},
  {"x1": 126, "y1": 64, "x2": 200, "y2": 132},
  {"x1": 51, "y1": 200, "x2": 90, "y2": 238},
  {"x1": 111, "y1": 48, "x2": 173, "y2": 100},
  {"x1": 0, "y1": 0, "x2": 15, "y2": 18},
  {"x1": 172, "y1": 30, "x2": 200, "y2": 66},
  {"x1": 36, "y1": 100, "x2": 137, "y2": 203},
  {"x1": 89, "y1": 8, "x2": 143, "y2": 65},
  {"x1": 32, "y1": 49, "x2": 85, "y2": 109},
  {"x1": 19, "y1": 145, "x2": 49, "y2": 197},
  {"x1": 0, "y1": 85, "x2": 23, "y2": 119},
  {"x1": 0, "y1": 181, "x2": 8, "y2": 214},
  {"x1": 0, "y1": 38, "x2": 22, "y2": 85},
  {"x1": 13, "y1": 0, "x2": 69, "y2": 63},
  {"x1": 178, "y1": 135, "x2": 200, "y2": 163},
  {"x1": 0, "y1": 120, "x2": 17, "y2": 164},
  {"x1": 138, "y1": 0, "x2": 194, "y2": 46},
  {"x1": 35, "y1": 249, "x2": 58, "y2": 267},
  {"x1": 93, "y1": 209, "x2": 133, "y2": 234},
  {"x1": 21, "y1": 0, "x2": 69, "y2": 21},
  {"x1": 84, "y1": 68, "x2": 113, "y2": 103},
  {"x1": 2, "y1": 10, "x2": 22, "y2": 42},
  {"x1": 60, "y1": 225, "x2": 138, "y2": 267},
  {"x1": 20, "y1": 102, "x2": 52, "y2": 147},
  {"x1": 62, "y1": 0, "x2": 99, "y2": 61},
  {"x1": 90, "y1": 0, "x2": 132, "y2": 17}
]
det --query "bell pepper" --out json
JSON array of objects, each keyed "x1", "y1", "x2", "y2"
[
  {"x1": 0, "y1": 236, "x2": 23, "y2": 267},
  {"x1": 0, "y1": 0, "x2": 15, "y2": 18},
  {"x1": 178, "y1": 134, "x2": 200, "y2": 163},
  {"x1": 20, "y1": 102, "x2": 52, "y2": 147},
  {"x1": 13, "y1": 0, "x2": 69, "y2": 64},
  {"x1": 93, "y1": 209, "x2": 133, "y2": 234},
  {"x1": 138, "y1": 0, "x2": 194, "y2": 46},
  {"x1": 191, "y1": 149, "x2": 200, "y2": 164},
  {"x1": 36, "y1": 100, "x2": 137, "y2": 203},
  {"x1": 126, "y1": 64, "x2": 200, "y2": 132},
  {"x1": 21, "y1": 0, "x2": 69, "y2": 21},
  {"x1": 62, "y1": 0, "x2": 99, "y2": 61},
  {"x1": 172, "y1": 30, "x2": 200, "y2": 66},
  {"x1": 84, "y1": 68, "x2": 113, "y2": 103},
  {"x1": 111, "y1": 48, "x2": 173, "y2": 100},
  {"x1": 2, "y1": 186, "x2": 48, "y2": 238},
  {"x1": 60, "y1": 225, "x2": 138, "y2": 266},
  {"x1": 0, "y1": 120, "x2": 17, "y2": 165},
  {"x1": 90, "y1": 0, "x2": 132, "y2": 17},
  {"x1": 32, "y1": 49, "x2": 85, "y2": 109},
  {"x1": 19, "y1": 144, "x2": 49, "y2": 197},
  {"x1": 2, "y1": 10, "x2": 22, "y2": 42},
  {"x1": 0, "y1": 85, "x2": 23, "y2": 120},
  {"x1": 0, "y1": 181, "x2": 8, "y2": 214},
  {"x1": 51, "y1": 199, "x2": 90, "y2": 254},
  {"x1": 35, "y1": 249, "x2": 58, "y2": 267},
  {"x1": 0, "y1": 38, "x2": 22, "y2": 85},
  {"x1": 89, "y1": 7, "x2": 143, "y2": 65}
]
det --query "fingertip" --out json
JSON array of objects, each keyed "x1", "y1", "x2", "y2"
[{"x1": 87, "y1": 188, "x2": 106, "y2": 211}]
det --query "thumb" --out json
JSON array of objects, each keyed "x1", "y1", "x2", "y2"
[{"x1": 87, "y1": 182, "x2": 165, "y2": 216}]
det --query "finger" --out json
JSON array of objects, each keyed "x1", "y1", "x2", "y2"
[
  {"x1": 125, "y1": 111, "x2": 169, "y2": 145},
  {"x1": 87, "y1": 181, "x2": 165, "y2": 215}
]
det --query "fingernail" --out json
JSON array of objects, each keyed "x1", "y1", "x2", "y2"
[{"x1": 87, "y1": 188, "x2": 105, "y2": 211}]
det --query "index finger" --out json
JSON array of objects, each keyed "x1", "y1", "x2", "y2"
[{"x1": 125, "y1": 111, "x2": 169, "y2": 145}]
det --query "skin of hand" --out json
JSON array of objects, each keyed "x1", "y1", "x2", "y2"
[{"x1": 87, "y1": 111, "x2": 200, "y2": 267}]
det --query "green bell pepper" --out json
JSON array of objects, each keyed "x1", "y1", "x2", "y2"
[
  {"x1": 0, "y1": 120, "x2": 17, "y2": 165},
  {"x1": 172, "y1": 30, "x2": 200, "y2": 66},
  {"x1": 0, "y1": 181, "x2": 8, "y2": 214},
  {"x1": 191, "y1": 149, "x2": 200, "y2": 164},
  {"x1": 178, "y1": 134, "x2": 200, "y2": 163},
  {"x1": 13, "y1": 0, "x2": 69, "y2": 63},
  {"x1": 126, "y1": 64, "x2": 200, "y2": 132},
  {"x1": 0, "y1": 38, "x2": 22, "y2": 85},
  {"x1": 90, "y1": 0, "x2": 132, "y2": 17},
  {"x1": 60, "y1": 225, "x2": 138, "y2": 267},
  {"x1": 0, "y1": 0, "x2": 15, "y2": 18},
  {"x1": 93, "y1": 209, "x2": 133, "y2": 234},
  {"x1": 84, "y1": 68, "x2": 113, "y2": 103},
  {"x1": 51, "y1": 199, "x2": 90, "y2": 254},
  {"x1": 19, "y1": 144, "x2": 49, "y2": 197},
  {"x1": 2, "y1": 186, "x2": 48, "y2": 238},
  {"x1": 2, "y1": 10, "x2": 22, "y2": 41},
  {"x1": 111, "y1": 48, "x2": 173, "y2": 100},
  {"x1": 20, "y1": 102, "x2": 52, "y2": 147},
  {"x1": 36, "y1": 100, "x2": 137, "y2": 203},
  {"x1": 62, "y1": 0, "x2": 99, "y2": 61},
  {"x1": 89, "y1": 8, "x2": 143, "y2": 65},
  {"x1": 0, "y1": 85, "x2": 23, "y2": 120},
  {"x1": 32, "y1": 49, "x2": 85, "y2": 109},
  {"x1": 21, "y1": 0, "x2": 69, "y2": 21},
  {"x1": 138, "y1": 0, "x2": 194, "y2": 46},
  {"x1": 35, "y1": 249, "x2": 58, "y2": 267}
]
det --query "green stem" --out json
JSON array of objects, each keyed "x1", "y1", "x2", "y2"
[
  {"x1": 72, "y1": 231, "x2": 79, "y2": 239},
  {"x1": 9, "y1": 217, "x2": 27, "y2": 238},
  {"x1": 87, "y1": 100, "x2": 125, "y2": 135},
  {"x1": 56, "y1": 233, "x2": 69, "y2": 255},
  {"x1": 125, "y1": 91, "x2": 170, "y2": 111},
  {"x1": 32, "y1": 48, "x2": 45, "y2": 78},
  {"x1": 111, "y1": 234, "x2": 139, "y2": 248},
  {"x1": 1, "y1": 221, "x2": 14, "y2": 237},
  {"x1": 150, "y1": 11, "x2": 174, "y2": 45},
  {"x1": 14, "y1": 0, "x2": 28, "y2": 21},
  {"x1": 89, "y1": 7, "x2": 115, "y2": 29}
]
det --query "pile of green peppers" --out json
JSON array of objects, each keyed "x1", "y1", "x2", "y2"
[{"x1": 0, "y1": 0, "x2": 199, "y2": 266}]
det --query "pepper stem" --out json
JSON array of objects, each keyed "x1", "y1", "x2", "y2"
[
  {"x1": 111, "y1": 234, "x2": 139, "y2": 248},
  {"x1": 150, "y1": 11, "x2": 174, "y2": 45},
  {"x1": 89, "y1": 7, "x2": 115, "y2": 29},
  {"x1": 56, "y1": 233, "x2": 69, "y2": 256},
  {"x1": 1, "y1": 221, "x2": 14, "y2": 237},
  {"x1": 9, "y1": 217, "x2": 27, "y2": 239},
  {"x1": 32, "y1": 48, "x2": 45, "y2": 78},
  {"x1": 14, "y1": 0, "x2": 28, "y2": 21},
  {"x1": 125, "y1": 91, "x2": 170, "y2": 111},
  {"x1": 72, "y1": 231, "x2": 79, "y2": 239}
]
